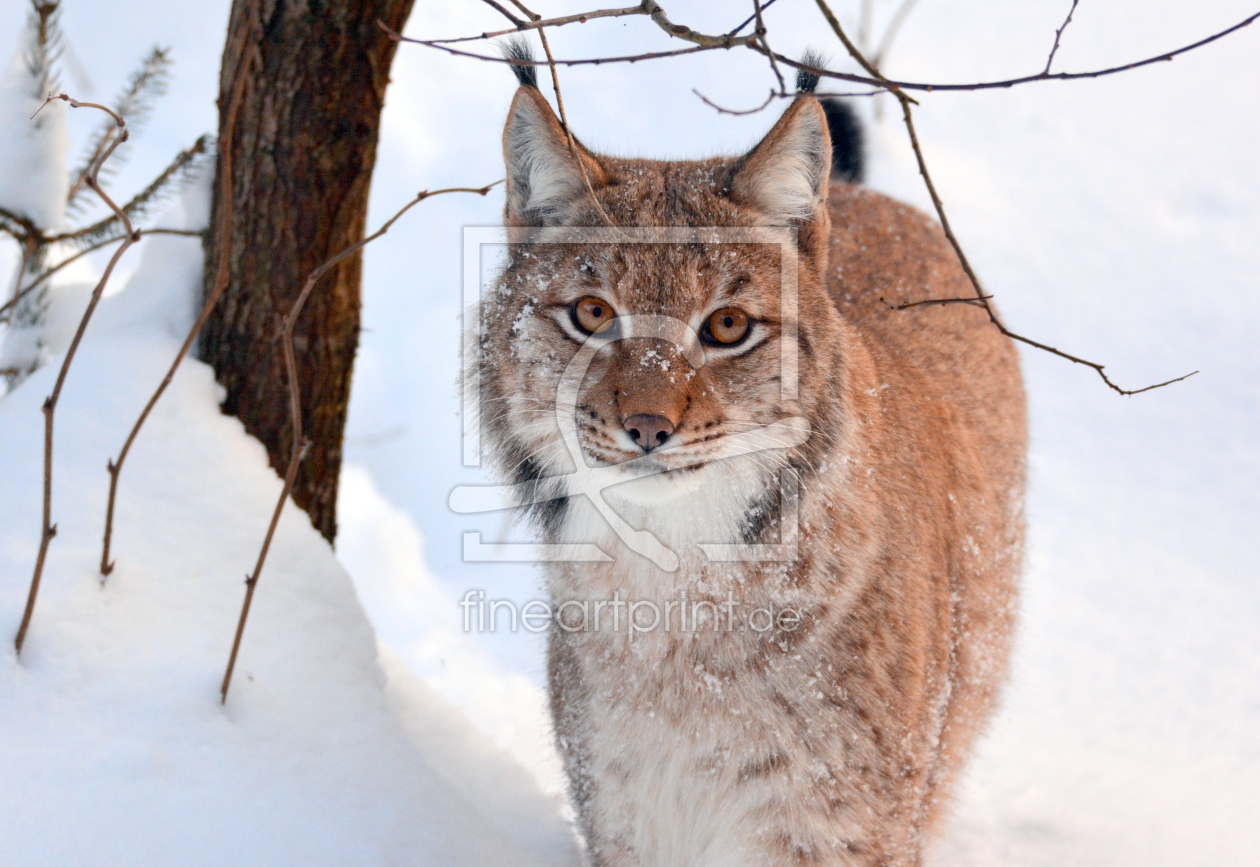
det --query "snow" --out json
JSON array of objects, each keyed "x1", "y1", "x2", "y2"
[
  {"x1": 335, "y1": 463, "x2": 569, "y2": 801},
  {"x1": 350, "y1": 2, "x2": 1260, "y2": 864},
  {"x1": 0, "y1": 36, "x2": 67, "y2": 231},
  {"x1": 0, "y1": 0, "x2": 1257, "y2": 864},
  {"x1": 0, "y1": 184, "x2": 578, "y2": 865},
  {"x1": 0, "y1": 20, "x2": 71, "y2": 377}
]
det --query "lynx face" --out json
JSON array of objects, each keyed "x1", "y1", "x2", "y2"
[{"x1": 480, "y1": 88, "x2": 843, "y2": 536}]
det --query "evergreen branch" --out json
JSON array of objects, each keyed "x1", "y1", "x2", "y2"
[
  {"x1": 0, "y1": 207, "x2": 42, "y2": 241},
  {"x1": 57, "y1": 134, "x2": 211, "y2": 247},
  {"x1": 24, "y1": 2, "x2": 63, "y2": 100},
  {"x1": 0, "y1": 228, "x2": 202, "y2": 326},
  {"x1": 68, "y1": 46, "x2": 175, "y2": 210}
]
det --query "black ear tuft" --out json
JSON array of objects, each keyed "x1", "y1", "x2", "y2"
[
  {"x1": 819, "y1": 97, "x2": 865, "y2": 184},
  {"x1": 501, "y1": 37, "x2": 538, "y2": 89},
  {"x1": 796, "y1": 49, "x2": 826, "y2": 94}
]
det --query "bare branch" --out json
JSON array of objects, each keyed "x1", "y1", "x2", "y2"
[
  {"x1": 0, "y1": 206, "x2": 42, "y2": 240},
  {"x1": 219, "y1": 437, "x2": 309, "y2": 702},
  {"x1": 812, "y1": 0, "x2": 885, "y2": 79},
  {"x1": 100, "y1": 40, "x2": 260, "y2": 580},
  {"x1": 0, "y1": 229, "x2": 202, "y2": 326},
  {"x1": 1044, "y1": 0, "x2": 1081, "y2": 74},
  {"x1": 478, "y1": 0, "x2": 525, "y2": 28},
  {"x1": 55, "y1": 135, "x2": 210, "y2": 247},
  {"x1": 496, "y1": 4, "x2": 618, "y2": 226},
  {"x1": 14, "y1": 95, "x2": 138, "y2": 655},
  {"x1": 811, "y1": 89, "x2": 887, "y2": 99},
  {"x1": 752, "y1": 0, "x2": 787, "y2": 95},
  {"x1": 34, "y1": 92, "x2": 123, "y2": 127},
  {"x1": 766, "y1": 9, "x2": 1260, "y2": 92},
  {"x1": 692, "y1": 87, "x2": 777, "y2": 116},
  {"x1": 643, "y1": 0, "x2": 760, "y2": 48},
  {"x1": 814, "y1": 0, "x2": 1196, "y2": 396},
  {"x1": 425, "y1": 4, "x2": 647, "y2": 45},
  {"x1": 67, "y1": 45, "x2": 174, "y2": 209},
  {"x1": 894, "y1": 83, "x2": 1196, "y2": 393},
  {"x1": 725, "y1": 0, "x2": 782, "y2": 38},
  {"x1": 881, "y1": 294, "x2": 992, "y2": 310},
  {"x1": 219, "y1": 180, "x2": 500, "y2": 702},
  {"x1": 383, "y1": 24, "x2": 721, "y2": 67},
  {"x1": 396, "y1": 4, "x2": 1259, "y2": 96}
]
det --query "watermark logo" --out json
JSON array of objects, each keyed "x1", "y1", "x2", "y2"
[
  {"x1": 451, "y1": 227, "x2": 807, "y2": 571},
  {"x1": 459, "y1": 589, "x2": 803, "y2": 637}
]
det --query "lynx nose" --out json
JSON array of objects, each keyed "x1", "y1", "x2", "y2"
[{"x1": 623, "y1": 414, "x2": 675, "y2": 453}]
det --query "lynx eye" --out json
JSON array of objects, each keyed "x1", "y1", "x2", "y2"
[
  {"x1": 703, "y1": 307, "x2": 751, "y2": 346},
  {"x1": 572, "y1": 296, "x2": 616, "y2": 335}
]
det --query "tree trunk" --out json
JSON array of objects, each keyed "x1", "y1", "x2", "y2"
[{"x1": 200, "y1": 0, "x2": 414, "y2": 542}]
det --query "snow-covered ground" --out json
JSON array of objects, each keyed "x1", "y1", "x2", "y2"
[
  {"x1": 2, "y1": 0, "x2": 1257, "y2": 864},
  {"x1": 0, "y1": 180, "x2": 577, "y2": 864}
]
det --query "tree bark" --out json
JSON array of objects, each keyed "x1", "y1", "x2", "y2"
[{"x1": 201, "y1": 0, "x2": 414, "y2": 542}]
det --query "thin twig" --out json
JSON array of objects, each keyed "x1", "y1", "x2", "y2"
[
  {"x1": 813, "y1": 0, "x2": 885, "y2": 79},
  {"x1": 14, "y1": 94, "x2": 137, "y2": 655},
  {"x1": 478, "y1": 0, "x2": 525, "y2": 28},
  {"x1": 752, "y1": 0, "x2": 786, "y2": 95},
  {"x1": 219, "y1": 437, "x2": 309, "y2": 702},
  {"x1": 427, "y1": 3, "x2": 646, "y2": 45},
  {"x1": 67, "y1": 45, "x2": 174, "y2": 210},
  {"x1": 814, "y1": 1, "x2": 1197, "y2": 395},
  {"x1": 507, "y1": 0, "x2": 570, "y2": 130},
  {"x1": 396, "y1": 4, "x2": 1260, "y2": 95},
  {"x1": 881, "y1": 294, "x2": 992, "y2": 310},
  {"x1": 643, "y1": 0, "x2": 761, "y2": 48},
  {"x1": 896, "y1": 89, "x2": 1195, "y2": 393},
  {"x1": 1044, "y1": 0, "x2": 1081, "y2": 74},
  {"x1": 764, "y1": 9, "x2": 1260, "y2": 92},
  {"x1": 692, "y1": 87, "x2": 776, "y2": 116},
  {"x1": 55, "y1": 135, "x2": 210, "y2": 247},
  {"x1": 99, "y1": 46, "x2": 257, "y2": 580},
  {"x1": 0, "y1": 229, "x2": 203, "y2": 326},
  {"x1": 487, "y1": 0, "x2": 617, "y2": 226},
  {"x1": 0, "y1": 206, "x2": 42, "y2": 240},
  {"x1": 386, "y1": 27, "x2": 720, "y2": 68},
  {"x1": 811, "y1": 89, "x2": 887, "y2": 99},
  {"x1": 726, "y1": 0, "x2": 782, "y2": 37},
  {"x1": 33, "y1": 93, "x2": 123, "y2": 126},
  {"x1": 219, "y1": 180, "x2": 500, "y2": 702}
]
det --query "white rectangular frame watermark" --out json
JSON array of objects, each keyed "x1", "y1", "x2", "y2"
[{"x1": 458, "y1": 225, "x2": 802, "y2": 565}]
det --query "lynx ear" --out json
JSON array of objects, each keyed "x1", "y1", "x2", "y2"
[
  {"x1": 729, "y1": 97, "x2": 831, "y2": 224},
  {"x1": 503, "y1": 87, "x2": 606, "y2": 226}
]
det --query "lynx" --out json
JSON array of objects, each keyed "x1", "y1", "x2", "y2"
[{"x1": 476, "y1": 50, "x2": 1026, "y2": 867}]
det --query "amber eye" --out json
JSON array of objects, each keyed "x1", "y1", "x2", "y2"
[
  {"x1": 571, "y1": 296, "x2": 616, "y2": 335},
  {"x1": 703, "y1": 307, "x2": 751, "y2": 346}
]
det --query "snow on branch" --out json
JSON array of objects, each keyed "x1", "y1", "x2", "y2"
[{"x1": 1, "y1": 25, "x2": 205, "y2": 388}]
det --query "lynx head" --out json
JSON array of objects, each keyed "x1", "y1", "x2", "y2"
[{"x1": 479, "y1": 63, "x2": 851, "y2": 543}]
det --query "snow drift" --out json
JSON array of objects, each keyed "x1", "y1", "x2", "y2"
[{"x1": 0, "y1": 182, "x2": 578, "y2": 866}]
